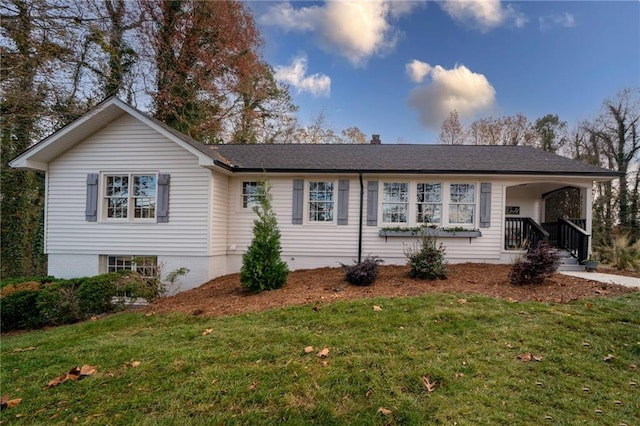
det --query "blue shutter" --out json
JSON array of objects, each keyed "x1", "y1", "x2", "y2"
[
  {"x1": 479, "y1": 182, "x2": 491, "y2": 228},
  {"x1": 337, "y1": 179, "x2": 349, "y2": 225},
  {"x1": 292, "y1": 179, "x2": 304, "y2": 224},
  {"x1": 157, "y1": 173, "x2": 170, "y2": 223},
  {"x1": 85, "y1": 173, "x2": 99, "y2": 222},
  {"x1": 367, "y1": 181, "x2": 378, "y2": 226}
]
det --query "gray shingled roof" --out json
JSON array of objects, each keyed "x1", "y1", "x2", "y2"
[{"x1": 200, "y1": 144, "x2": 618, "y2": 177}]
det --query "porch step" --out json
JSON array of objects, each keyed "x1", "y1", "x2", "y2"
[
  {"x1": 557, "y1": 263, "x2": 586, "y2": 272},
  {"x1": 553, "y1": 249, "x2": 586, "y2": 271}
]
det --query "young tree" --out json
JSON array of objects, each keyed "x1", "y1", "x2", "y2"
[{"x1": 240, "y1": 182, "x2": 289, "y2": 292}]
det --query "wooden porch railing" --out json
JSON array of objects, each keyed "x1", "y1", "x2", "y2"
[
  {"x1": 505, "y1": 217, "x2": 549, "y2": 250},
  {"x1": 542, "y1": 218, "x2": 589, "y2": 261}
]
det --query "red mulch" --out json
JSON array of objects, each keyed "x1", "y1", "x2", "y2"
[{"x1": 144, "y1": 263, "x2": 639, "y2": 318}]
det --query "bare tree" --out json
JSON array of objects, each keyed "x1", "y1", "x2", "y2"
[{"x1": 438, "y1": 110, "x2": 465, "y2": 144}]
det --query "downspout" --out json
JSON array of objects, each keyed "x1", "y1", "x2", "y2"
[{"x1": 358, "y1": 172, "x2": 364, "y2": 264}]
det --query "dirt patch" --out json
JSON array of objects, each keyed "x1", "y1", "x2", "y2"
[{"x1": 144, "y1": 264, "x2": 638, "y2": 318}]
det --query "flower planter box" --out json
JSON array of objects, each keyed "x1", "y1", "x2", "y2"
[{"x1": 378, "y1": 229, "x2": 482, "y2": 238}]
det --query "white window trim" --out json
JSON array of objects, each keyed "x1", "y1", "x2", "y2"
[
  {"x1": 100, "y1": 172, "x2": 158, "y2": 222},
  {"x1": 241, "y1": 181, "x2": 264, "y2": 210},
  {"x1": 380, "y1": 181, "x2": 410, "y2": 226},
  {"x1": 305, "y1": 179, "x2": 337, "y2": 224},
  {"x1": 102, "y1": 255, "x2": 158, "y2": 279},
  {"x1": 416, "y1": 181, "x2": 443, "y2": 226},
  {"x1": 379, "y1": 180, "x2": 479, "y2": 228}
]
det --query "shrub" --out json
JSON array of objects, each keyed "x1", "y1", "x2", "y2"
[
  {"x1": 404, "y1": 234, "x2": 447, "y2": 280},
  {"x1": 0, "y1": 290, "x2": 43, "y2": 330},
  {"x1": 241, "y1": 182, "x2": 289, "y2": 293},
  {"x1": 509, "y1": 241, "x2": 560, "y2": 285},
  {"x1": 37, "y1": 280, "x2": 83, "y2": 325},
  {"x1": 341, "y1": 256, "x2": 384, "y2": 286},
  {"x1": 598, "y1": 233, "x2": 640, "y2": 271}
]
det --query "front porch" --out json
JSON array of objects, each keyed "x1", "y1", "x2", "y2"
[{"x1": 503, "y1": 183, "x2": 592, "y2": 263}]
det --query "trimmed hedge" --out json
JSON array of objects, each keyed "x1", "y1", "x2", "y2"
[{"x1": 0, "y1": 271, "x2": 151, "y2": 331}]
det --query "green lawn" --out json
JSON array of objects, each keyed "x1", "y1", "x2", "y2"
[{"x1": 1, "y1": 293, "x2": 639, "y2": 425}]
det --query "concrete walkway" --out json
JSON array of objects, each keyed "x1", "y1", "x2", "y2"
[{"x1": 559, "y1": 271, "x2": 640, "y2": 288}]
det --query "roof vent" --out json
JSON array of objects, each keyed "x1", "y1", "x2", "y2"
[{"x1": 370, "y1": 134, "x2": 381, "y2": 144}]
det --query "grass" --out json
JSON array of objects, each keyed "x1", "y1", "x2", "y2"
[{"x1": 1, "y1": 293, "x2": 639, "y2": 425}]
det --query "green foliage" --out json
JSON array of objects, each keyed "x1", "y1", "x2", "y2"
[
  {"x1": 0, "y1": 271, "x2": 162, "y2": 331},
  {"x1": 509, "y1": 241, "x2": 560, "y2": 285},
  {"x1": 404, "y1": 234, "x2": 447, "y2": 280},
  {"x1": 241, "y1": 182, "x2": 289, "y2": 292},
  {"x1": 0, "y1": 290, "x2": 43, "y2": 330},
  {"x1": 598, "y1": 233, "x2": 640, "y2": 271},
  {"x1": 341, "y1": 255, "x2": 384, "y2": 286}
]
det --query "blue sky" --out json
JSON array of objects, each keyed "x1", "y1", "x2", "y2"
[{"x1": 248, "y1": 0, "x2": 639, "y2": 143}]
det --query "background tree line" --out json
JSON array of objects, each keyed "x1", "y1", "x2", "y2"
[
  {"x1": 1, "y1": 0, "x2": 637, "y2": 277},
  {"x1": 437, "y1": 88, "x2": 640, "y2": 257}
]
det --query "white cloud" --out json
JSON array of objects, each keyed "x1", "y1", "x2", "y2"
[
  {"x1": 260, "y1": 1, "x2": 423, "y2": 67},
  {"x1": 406, "y1": 59, "x2": 432, "y2": 83},
  {"x1": 539, "y1": 12, "x2": 576, "y2": 32},
  {"x1": 407, "y1": 62, "x2": 496, "y2": 128},
  {"x1": 274, "y1": 55, "x2": 331, "y2": 97},
  {"x1": 440, "y1": 0, "x2": 527, "y2": 32}
]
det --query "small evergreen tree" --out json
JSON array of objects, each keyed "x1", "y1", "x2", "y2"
[{"x1": 240, "y1": 182, "x2": 289, "y2": 292}]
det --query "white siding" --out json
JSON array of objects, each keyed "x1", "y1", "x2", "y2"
[
  {"x1": 226, "y1": 175, "x2": 506, "y2": 273},
  {"x1": 46, "y1": 114, "x2": 211, "y2": 256}
]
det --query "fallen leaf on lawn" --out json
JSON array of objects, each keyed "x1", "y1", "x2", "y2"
[
  {"x1": 421, "y1": 375, "x2": 436, "y2": 392},
  {"x1": 545, "y1": 415, "x2": 553, "y2": 420},
  {"x1": 505, "y1": 343, "x2": 513, "y2": 349},
  {"x1": 46, "y1": 366, "x2": 92, "y2": 389},
  {"x1": 79, "y1": 365, "x2": 97, "y2": 376},
  {"x1": 304, "y1": 346, "x2": 314, "y2": 354},
  {"x1": 595, "y1": 409, "x2": 603, "y2": 414},
  {"x1": 247, "y1": 381, "x2": 259, "y2": 391},
  {"x1": 377, "y1": 407, "x2": 392, "y2": 416},
  {"x1": 373, "y1": 305, "x2": 382, "y2": 311},
  {"x1": 582, "y1": 387, "x2": 590, "y2": 392},
  {"x1": 365, "y1": 389, "x2": 373, "y2": 398},
  {"x1": 532, "y1": 355, "x2": 543, "y2": 362},
  {"x1": 582, "y1": 342, "x2": 590, "y2": 347},
  {"x1": 507, "y1": 297, "x2": 517, "y2": 303},
  {"x1": 603, "y1": 354, "x2": 615, "y2": 362},
  {"x1": 630, "y1": 381, "x2": 637, "y2": 386},
  {"x1": 614, "y1": 400, "x2": 622, "y2": 405},
  {"x1": 536, "y1": 382, "x2": 544, "y2": 386},
  {"x1": 90, "y1": 316, "x2": 98, "y2": 321},
  {"x1": 321, "y1": 361, "x2": 328, "y2": 367},
  {"x1": 127, "y1": 361, "x2": 141, "y2": 368},
  {"x1": 517, "y1": 353, "x2": 532, "y2": 362},
  {"x1": 457, "y1": 298, "x2": 467, "y2": 304},
  {"x1": 0, "y1": 396, "x2": 22, "y2": 411},
  {"x1": 317, "y1": 347, "x2": 330, "y2": 358},
  {"x1": 455, "y1": 372, "x2": 464, "y2": 379},
  {"x1": 12, "y1": 347, "x2": 36, "y2": 353},
  {"x1": 202, "y1": 328, "x2": 213, "y2": 336}
]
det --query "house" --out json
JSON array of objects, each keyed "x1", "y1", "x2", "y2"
[{"x1": 10, "y1": 98, "x2": 619, "y2": 292}]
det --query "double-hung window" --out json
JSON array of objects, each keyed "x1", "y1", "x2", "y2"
[
  {"x1": 308, "y1": 181, "x2": 334, "y2": 222},
  {"x1": 107, "y1": 255, "x2": 158, "y2": 279},
  {"x1": 416, "y1": 183, "x2": 442, "y2": 224},
  {"x1": 382, "y1": 183, "x2": 409, "y2": 223},
  {"x1": 242, "y1": 182, "x2": 263, "y2": 209},
  {"x1": 449, "y1": 183, "x2": 476, "y2": 224},
  {"x1": 104, "y1": 174, "x2": 157, "y2": 220}
]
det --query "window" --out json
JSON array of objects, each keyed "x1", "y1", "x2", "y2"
[
  {"x1": 449, "y1": 183, "x2": 476, "y2": 224},
  {"x1": 242, "y1": 182, "x2": 263, "y2": 209},
  {"x1": 382, "y1": 182, "x2": 408, "y2": 223},
  {"x1": 107, "y1": 255, "x2": 157, "y2": 279},
  {"x1": 105, "y1": 174, "x2": 157, "y2": 219},
  {"x1": 416, "y1": 183, "x2": 442, "y2": 224},
  {"x1": 308, "y1": 181, "x2": 334, "y2": 222}
]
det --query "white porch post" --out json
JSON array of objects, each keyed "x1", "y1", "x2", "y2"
[{"x1": 581, "y1": 185, "x2": 593, "y2": 255}]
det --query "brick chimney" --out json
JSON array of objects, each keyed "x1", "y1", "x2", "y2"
[{"x1": 370, "y1": 134, "x2": 381, "y2": 144}]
